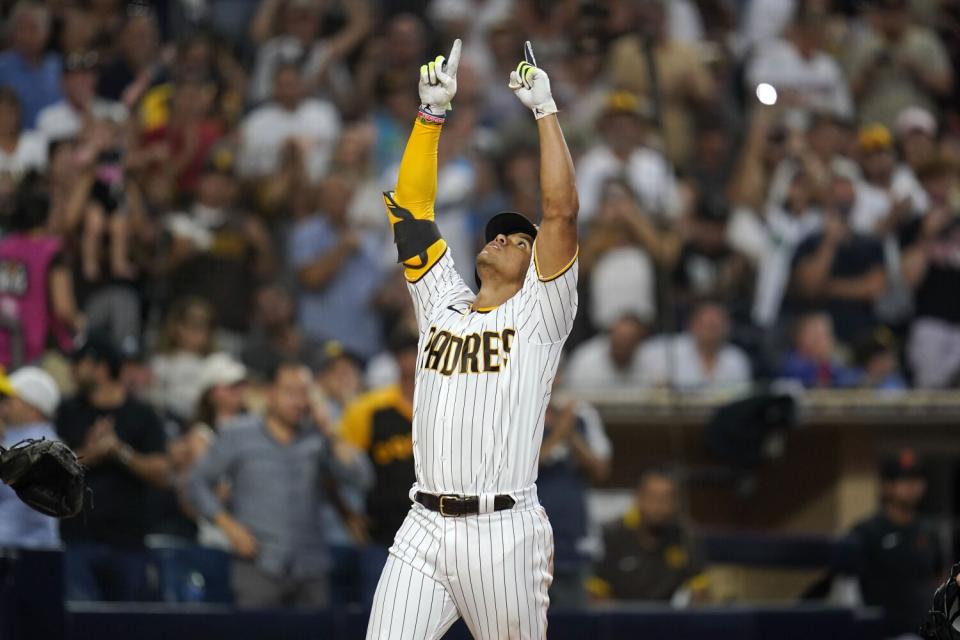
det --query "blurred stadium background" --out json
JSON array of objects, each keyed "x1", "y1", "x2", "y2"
[{"x1": 1, "y1": 0, "x2": 960, "y2": 638}]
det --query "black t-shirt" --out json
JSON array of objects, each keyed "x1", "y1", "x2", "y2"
[
  {"x1": 340, "y1": 387, "x2": 415, "y2": 547},
  {"x1": 792, "y1": 233, "x2": 884, "y2": 343},
  {"x1": 899, "y1": 216, "x2": 960, "y2": 323},
  {"x1": 672, "y1": 243, "x2": 731, "y2": 297},
  {"x1": 594, "y1": 517, "x2": 705, "y2": 601},
  {"x1": 168, "y1": 218, "x2": 257, "y2": 333},
  {"x1": 55, "y1": 394, "x2": 166, "y2": 547},
  {"x1": 849, "y1": 513, "x2": 942, "y2": 637}
]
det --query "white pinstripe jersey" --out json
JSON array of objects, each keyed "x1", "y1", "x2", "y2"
[{"x1": 406, "y1": 244, "x2": 578, "y2": 496}]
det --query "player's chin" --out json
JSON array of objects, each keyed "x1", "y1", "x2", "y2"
[{"x1": 476, "y1": 251, "x2": 495, "y2": 268}]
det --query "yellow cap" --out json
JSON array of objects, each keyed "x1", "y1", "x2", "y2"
[
  {"x1": 0, "y1": 367, "x2": 14, "y2": 398},
  {"x1": 603, "y1": 91, "x2": 652, "y2": 120},
  {"x1": 858, "y1": 123, "x2": 893, "y2": 152}
]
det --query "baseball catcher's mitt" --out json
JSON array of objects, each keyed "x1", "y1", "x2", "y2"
[{"x1": 0, "y1": 438, "x2": 85, "y2": 518}]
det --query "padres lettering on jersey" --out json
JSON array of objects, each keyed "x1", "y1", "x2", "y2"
[{"x1": 421, "y1": 326, "x2": 516, "y2": 375}]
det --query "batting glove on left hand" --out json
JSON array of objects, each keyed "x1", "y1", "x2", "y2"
[
  {"x1": 508, "y1": 42, "x2": 558, "y2": 120},
  {"x1": 419, "y1": 38, "x2": 462, "y2": 119}
]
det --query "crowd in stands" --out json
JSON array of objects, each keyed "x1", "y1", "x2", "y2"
[{"x1": 0, "y1": 0, "x2": 955, "y2": 629}]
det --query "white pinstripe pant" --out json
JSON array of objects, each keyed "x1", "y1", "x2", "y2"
[{"x1": 366, "y1": 500, "x2": 554, "y2": 639}]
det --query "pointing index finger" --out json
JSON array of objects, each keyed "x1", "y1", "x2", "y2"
[
  {"x1": 524, "y1": 40, "x2": 537, "y2": 68},
  {"x1": 445, "y1": 38, "x2": 462, "y2": 76}
]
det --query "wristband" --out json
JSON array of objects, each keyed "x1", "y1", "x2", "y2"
[{"x1": 418, "y1": 104, "x2": 446, "y2": 125}]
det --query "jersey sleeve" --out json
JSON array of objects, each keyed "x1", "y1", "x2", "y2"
[
  {"x1": 517, "y1": 239, "x2": 579, "y2": 345},
  {"x1": 386, "y1": 118, "x2": 471, "y2": 331}
]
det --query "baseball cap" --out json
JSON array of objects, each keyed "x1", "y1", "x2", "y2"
[
  {"x1": 8, "y1": 367, "x2": 61, "y2": 418},
  {"x1": 895, "y1": 106, "x2": 936, "y2": 138},
  {"x1": 202, "y1": 144, "x2": 236, "y2": 177},
  {"x1": 858, "y1": 123, "x2": 893, "y2": 152},
  {"x1": 64, "y1": 51, "x2": 99, "y2": 74},
  {"x1": 198, "y1": 353, "x2": 247, "y2": 394},
  {"x1": 852, "y1": 327, "x2": 897, "y2": 367},
  {"x1": 602, "y1": 90, "x2": 653, "y2": 121},
  {"x1": 880, "y1": 449, "x2": 925, "y2": 481},
  {"x1": 310, "y1": 341, "x2": 361, "y2": 373},
  {"x1": 72, "y1": 331, "x2": 123, "y2": 377}
]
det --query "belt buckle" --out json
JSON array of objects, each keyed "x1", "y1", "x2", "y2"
[{"x1": 439, "y1": 495, "x2": 456, "y2": 517}]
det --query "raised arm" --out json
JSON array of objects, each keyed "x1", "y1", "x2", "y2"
[
  {"x1": 385, "y1": 39, "x2": 462, "y2": 282},
  {"x1": 509, "y1": 46, "x2": 578, "y2": 277},
  {"x1": 534, "y1": 114, "x2": 578, "y2": 277}
]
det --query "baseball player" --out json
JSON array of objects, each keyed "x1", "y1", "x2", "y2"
[{"x1": 366, "y1": 38, "x2": 579, "y2": 639}]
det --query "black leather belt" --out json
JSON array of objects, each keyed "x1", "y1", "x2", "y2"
[{"x1": 415, "y1": 492, "x2": 516, "y2": 517}]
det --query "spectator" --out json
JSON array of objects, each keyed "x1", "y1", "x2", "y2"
[
  {"x1": 0, "y1": 367, "x2": 61, "y2": 549},
  {"x1": 892, "y1": 106, "x2": 937, "y2": 214},
  {"x1": 248, "y1": 0, "x2": 370, "y2": 106},
  {"x1": 846, "y1": 0, "x2": 953, "y2": 128},
  {"x1": 290, "y1": 173, "x2": 385, "y2": 360},
  {"x1": 608, "y1": 0, "x2": 715, "y2": 166},
  {"x1": 137, "y1": 75, "x2": 225, "y2": 196},
  {"x1": 576, "y1": 91, "x2": 681, "y2": 224},
  {"x1": 580, "y1": 179, "x2": 662, "y2": 331},
  {"x1": 49, "y1": 117, "x2": 141, "y2": 349},
  {"x1": 186, "y1": 361, "x2": 372, "y2": 608},
  {"x1": 590, "y1": 468, "x2": 708, "y2": 602},
  {"x1": 0, "y1": 89, "x2": 47, "y2": 200},
  {"x1": 148, "y1": 297, "x2": 217, "y2": 424},
  {"x1": 746, "y1": 3, "x2": 853, "y2": 119},
  {"x1": 746, "y1": 168, "x2": 822, "y2": 329},
  {"x1": 165, "y1": 352, "x2": 249, "y2": 545},
  {"x1": 56, "y1": 332, "x2": 169, "y2": 602},
  {"x1": 241, "y1": 283, "x2": 321, "y2": 382},
  {"x1": 847, "y1": 450, "x2": 942, "y2": 637},
  {"x1": 0, "y1": 2, "x2": 63, "y2": 129},
  {"x1": 36, "y1": 51, "x2": 127, "y2": 144},
  {"x1": 538, "y1": 380, "x2": 611, "y2": 610},
  {"x1": 899, "y1": 158, "x2": 960, "y2": 387},
  {"x1": 0, "y1": 172, "x2": 79, "y2": 369},
  {"x1": 637, "y1": 301, "x2": 752, "y2": 391},
  {"x1": 239, "y1": 63, "x2": 341, "y2": 182},
  {"x1": 670, "y1": 204, "x2": 751, "y2": 307},
  {"x1": 779, "y1": 312, "x2": 856, "y2": 388},
  {"x1": 791, "y1": 173, "x2": 887, "y2": 344},
  {"x1": 565, "y1": 315, "x2": 648, "y2": 391},
  {"x1": 849, "y1": 327, "x2": 908, "y2": 390},
  {"x1": 95, "y1": 9, "x2": 164, "y2": 106},
  {"x1": 162, "y1": 148, "x2": 275, "y2": 344},
  {"x1": 312, "y1": 341, "x2": 363, "y2": 422},
  {"x1": 339, "y1": 330, "x2": 419, "y2": 607},
  {"x1": 850, "y1": 124, "x2": 911, "y2": 236}
]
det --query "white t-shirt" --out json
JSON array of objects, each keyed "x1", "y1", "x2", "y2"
[
  {"x1": 747, "y1": 38, "x2": 853, "y2": 118},
  {"x1": 590, "y1": 246, "x2": 656, "y2": 329},
  {"x1": 238, "y1": 99, "x2": 341, "y2": 181},
  {"x1": 0, "y1": 131, "x2": 46, "y2": 179},
  {"x1": 565, "y1": 334, "x2": 645, "y2": 391},
  {"x1": 576, "y1": 144, "x2": 680, "y2": 223},
  {"x1": 36, "y1": 99, "x2": 127, "y2": 142},
  {"x1": 636, "y1": 333, "x2": 752, "y2": 391},
  {"x1": 740, "y1": 0, "x2": 797, "y2": 52},
  {"x1": 850, "y1": 167, "x2": 925, "y2": 237}
]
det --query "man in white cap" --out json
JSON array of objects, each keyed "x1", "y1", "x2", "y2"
[{"x1": 0, "y1": 366, "x2": 61, "y2": 548}]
